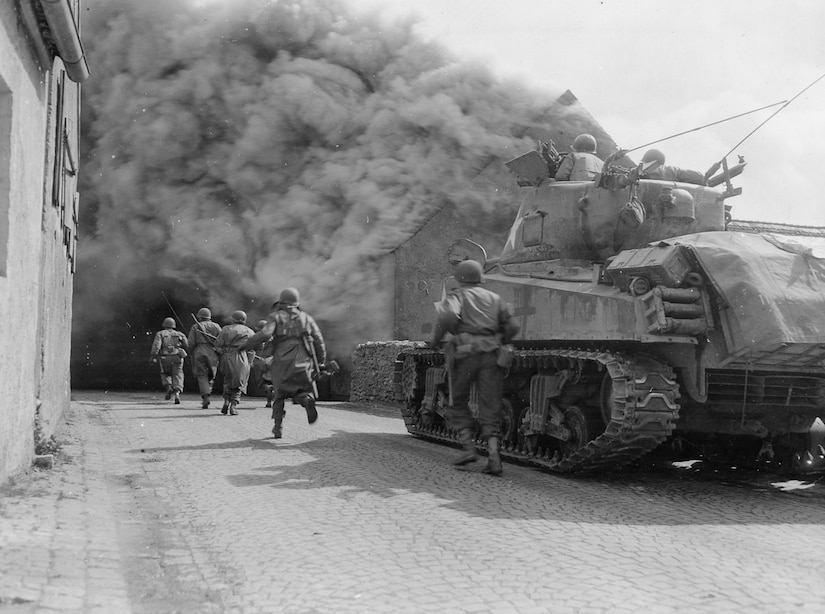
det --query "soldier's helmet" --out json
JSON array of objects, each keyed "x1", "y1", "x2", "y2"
[
  {"x1": 231, "y1": 310, "x2": 247, "y2": 324},
  {"x1": 162, "y1": 317, "x2": 176, "y2": 329},
  {"x1": 196, "y1": 307, "x2": 211, "y2": 320},
  {"x1": 278, "y1": 287, "x2": 300, "y2": 306},
  {"x1": 571, "y1": 134, "x2": 597, "y2": 153},
  {"x1": 642, "y1": 148, "x2": 666, "y2": 166},
  {"x1": 255, "y1": 319, "x2": 267, "y2": 332},
  {"x1": 455, "y1": 260, "x2": 483, "y2": 285}
]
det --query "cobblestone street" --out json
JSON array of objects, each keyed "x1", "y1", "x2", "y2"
[{"x1": 1, "y1": 391, "x2": 824, "y2": 614}]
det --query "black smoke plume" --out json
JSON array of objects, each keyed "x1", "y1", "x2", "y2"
[{"x1": 72, "y1": 0, "x2": 602, "y2": 392}]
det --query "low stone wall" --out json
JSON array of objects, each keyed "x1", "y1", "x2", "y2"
[{"x1": 350, "y1": 341, "x2": 427, "y2": 403}]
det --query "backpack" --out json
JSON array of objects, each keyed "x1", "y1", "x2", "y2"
[{"x1": 160, "y1": 330, "x2": 183, "y2": 356}]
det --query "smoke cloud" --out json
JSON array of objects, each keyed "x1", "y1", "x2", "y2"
[{"x1": 74, "y1": 0, "x2": 601, "y2": 388}]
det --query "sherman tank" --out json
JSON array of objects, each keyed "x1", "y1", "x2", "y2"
[{"x1": 395, "y1": 146, "x2": 825, "y2": 474}]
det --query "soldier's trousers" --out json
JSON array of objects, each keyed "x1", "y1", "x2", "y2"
[
  {"x1": 270, "y1": 387, "x2": 314, "y2": 426},
  {"x1": 159, "y1": 357, "x2": 184, "y2": 393},
  {"x1": 192, "y1": 352, "x2": 217, "y2": 396},
  {"x1": 447, "y1": 350, "x2": 504, "y2": 439},
  {"x1": 196, "y1": 375, "x2": 211, "y2": 397},
  {"x1": 223, "y1": 387, "x2": 242, "y2": 404}
]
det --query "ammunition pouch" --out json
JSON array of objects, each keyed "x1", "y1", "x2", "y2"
[{"x1": 446, "y1": 333, "x2": 502, "y2": 366}]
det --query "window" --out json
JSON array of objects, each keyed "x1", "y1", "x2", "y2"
[{"x1": 51, "y1": 73, "x2": 77, "y2": 271}]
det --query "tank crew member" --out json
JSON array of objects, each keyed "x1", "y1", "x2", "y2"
[
  {"x1": 554, "y1": 133, "x2": 604, "y2": 181},
  {"x1": 214, "y1": 310, "x2": 255, "y2": 416},
  {"x1": 640, "y1": 148, "x2": 706, "y2": 185},
  {"x1": 245, "y1": 288, "x2": 326, "y2": 439},
  {"x1": 187, "y1": 307, "x2": 222, "y2": 409},
  {"x1": 431, "y1": 260, "x2": 520, "y2": 476},
  {"x1": 150, "y1": 317, "x2": 189, "y2": 405}
]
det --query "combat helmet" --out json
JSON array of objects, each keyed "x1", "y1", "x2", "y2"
[
  {"x1": 572, "y1": 134, "x2": 597, "y2": 153},
  {"x1": 278, "y1": 287, "x2": 300, "y2": 307},
  {"x1": 196, "y1": 307, "x2": 211, "y2": 320},
  {"x1": 162, "y1": 317, "x2": 176, "y2": 329},
  {"x1": 455, "y1": 260, "x2": 483, "y2": 285},
  {"x1": 642, "y1": 148, "x2": 666, "y2": 166},
  {"x1": 231, "y1": 310, "x2": 247, "y2": 324}
]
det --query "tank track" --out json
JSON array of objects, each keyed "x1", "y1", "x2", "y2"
[{"x1": 395, "y1": 347, "x2": 681, "y2": 473}]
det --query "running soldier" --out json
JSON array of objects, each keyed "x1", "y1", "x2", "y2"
[
  {"x1": 245, "y1": 288, "x2": 326, "y2": 439},
  {"x1": 214, "y1": 310, "x2": 254, "y2": 416},
  {"x1": 187, "y1": 307, "x2": 222, "y2": 409},
  {"x1": 150, "y1": 317, "x2": 189, "y2": 405}
]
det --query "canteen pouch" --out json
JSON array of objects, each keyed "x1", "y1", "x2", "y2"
[{"x1": 496, "y1": 344, "x2": 514, "y2": 368}]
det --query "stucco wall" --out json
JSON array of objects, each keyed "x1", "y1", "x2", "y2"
[
  {"x1": 393, "y1": 203, "x2": 512, "y2": 342},
  {"x1": 0, "y1": 6, "x2": 78, "y2": 484}
]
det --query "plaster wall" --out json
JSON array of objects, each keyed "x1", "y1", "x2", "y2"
[
  {"x1": 394, "y1": 203, "x2": 511, "y2": 342},
  {"x1": 0, "y1": 4, "x2": 79, "y2": 484}
]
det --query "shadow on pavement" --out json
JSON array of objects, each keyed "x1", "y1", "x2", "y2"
[
  {"x1": 132, "y1": 438, "x2": 277, "y2": 452},
  {"x1": 131, "y1": 428, "x2": 825, "y2": 526},
  {"x1": 132, "y1": 414, "x2": 223, "y2": 420}
]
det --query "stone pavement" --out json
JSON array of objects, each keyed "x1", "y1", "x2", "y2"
[{"x1": 1, "y1": 390, "x2": 825, "y2": 614}]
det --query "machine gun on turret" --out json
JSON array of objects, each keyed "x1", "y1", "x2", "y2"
[{"x1": 538, "y1": 140, "x2": 562, "y2": 176}]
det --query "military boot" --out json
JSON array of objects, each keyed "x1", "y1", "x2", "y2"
[
  {"x1": 201, "y1": 394, "x2": 210, "y2": 409},
  {"x1": 300, "y1": 395, "x2": 318, "y2": 424},
  {"x1": 482, "y1": 436, "x2": 503, "y2": 476},
  {"x1": 265, "y1": 386, "x2": 274, "y2": 408},
  {"x1": 173, "y1": 391, "x2": 181, "y2": 405},
  {"x1": 453, "y1": 428, "x2": 478, "y2": 466},
  {"x1": 229, "y1": 401, "x2": 238, "y2": 416},
  {"x1": 221, "y1": 398, "x2": 229, "y2": 415},
  {"x1": 271, "y1": 408, "x2": 285, "y2": 439},
  {"x1": 164, "y1": 386, "x2": 173, "y2": 401}
]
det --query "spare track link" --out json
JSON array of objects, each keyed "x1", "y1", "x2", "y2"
[{"x1": 394, "y1": 347, "x2": 680, "y2": 473}]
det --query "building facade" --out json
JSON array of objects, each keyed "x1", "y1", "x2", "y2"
[{"x1": 0, "y1": 0, "x2": 88, "y2": 485}]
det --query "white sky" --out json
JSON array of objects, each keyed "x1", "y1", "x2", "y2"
[{"x1": 345, "y1": 0, "x2": 825, "y2": 226}]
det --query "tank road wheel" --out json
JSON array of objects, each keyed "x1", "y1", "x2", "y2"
[
  {"x1": 516, "y1": 406, "x2": 538, "y2": 456},
  {"x1": 560, "y1": 406, "x2": 602, "y2": 460}
]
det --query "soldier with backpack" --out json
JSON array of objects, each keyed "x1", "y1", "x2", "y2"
[
  {"x1": 245, "y1": 288, "x2": 326, "y2": 439},
  {"x1": 150, "y1": 317, "x2": 189, "y2": 404}
]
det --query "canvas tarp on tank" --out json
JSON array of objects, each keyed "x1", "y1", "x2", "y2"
[{"x1": 668, "y1": 231, "x2": 825, "y2": 356}]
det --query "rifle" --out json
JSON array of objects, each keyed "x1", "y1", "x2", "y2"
[
  {"x1": 190, "y1": 312, "x2": 218, "y2": 342},
  {"x1": 300, "y1": 331, "x2": 340, "y2": 398},
  {"x1": 301, "y1": 332, "x2": 321, "y2": 398},
  {"x1": 161, "y1": 291, "x2": 186, "y2": 330}
]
